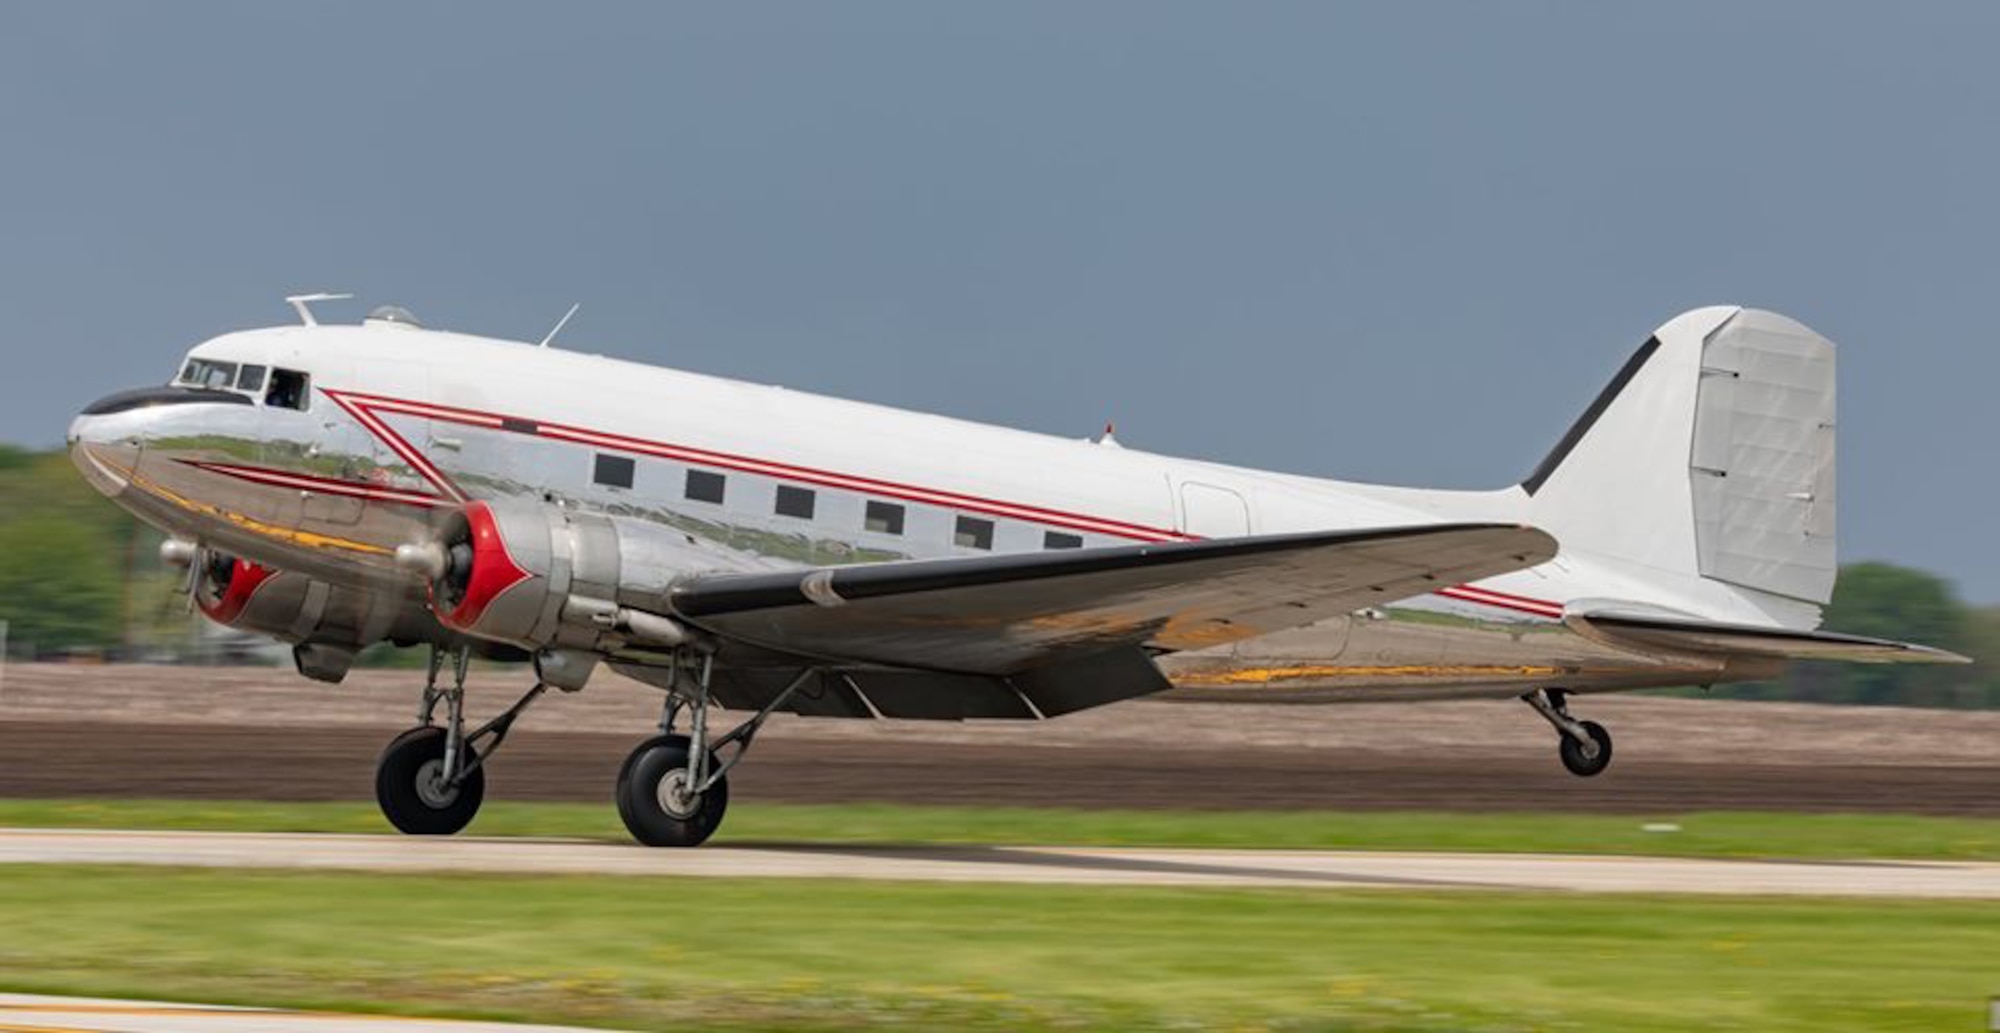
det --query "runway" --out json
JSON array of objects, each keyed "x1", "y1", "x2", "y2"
[
  {"x1": 3, "y1": 827, "x2": 1998, "y2": 897},
  {"x1": 0, "y1": 994, "x2": 620, "y2": 1033}
]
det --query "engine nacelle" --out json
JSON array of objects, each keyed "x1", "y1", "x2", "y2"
[
  {"x1": 424, "y1": 500, "x2": 714, "y2": 656},
  {"x1": 196, "y1": 552, "x2": 446, "y2": 683}
]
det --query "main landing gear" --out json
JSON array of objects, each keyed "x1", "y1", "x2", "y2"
[
  {"x1": 374, "y1": 645, "x2": 805, "y2": 847},
  {"x1": 613, "y1": 656, "x2": 810, "y2": 847},
  {"x1": 1522, "y1": 688, "x2": 1613, "y2": 777},
  {"x1": 375, "y1": 646, "x2": 546, "y2": 835}
]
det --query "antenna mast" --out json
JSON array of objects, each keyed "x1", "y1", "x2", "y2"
[
  {"x1": 539, "y1": 303, "x2": 581, "y2": 348},
  {"x1": 284, "y1": 292, "x2": 354, "y2": 326}
]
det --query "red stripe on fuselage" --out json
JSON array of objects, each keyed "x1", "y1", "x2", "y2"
[
  {"x1": 1444, "y1": 582, "x2": 1562, "y2": 610},
  {"x1": 319, "y1": 388, "x2": 1565, "y2": 615},
  {"x1": 1436, "y1": 585, "x2": 1565, "y2": 618},
  {"x1": 323, "y1": 391, "x2": 469, "y2": 503},
  {"x1": 324, "y1": 389, "x2": 1193, "y2": 543},
  {"x1": 180, "y1": 460, "x2": 449, "y2": 509}
]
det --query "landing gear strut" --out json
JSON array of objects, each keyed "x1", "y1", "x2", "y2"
[
  {"x1": 376, "y1": 646, "x2": 547, "y2": 836},
  {"x1": 615, "y1": 654, "x2": 811, "y2": 847},
  {"x1": 1523, "y1": 688, "x2": 1613, "y2": 778}
]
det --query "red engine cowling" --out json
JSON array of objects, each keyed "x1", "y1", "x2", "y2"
[
  {"x1": 425, "y1": 499, "x2": 710, "y2": 652},
  {"x1": 195, "y1": 552, "x2": 448, "y2": 682},
  {"x1": 429, "y1": 501, "x2": 539, "y2": 640},
  {"x1": 195, "y1": 552, "x2": 280, "y2": 626}
]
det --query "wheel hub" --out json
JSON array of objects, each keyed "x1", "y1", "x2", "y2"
[
  {"x1": 415, "y1": 758, "x2": 461, "y2": 809},
  {"x1": 656, "y1": 768, "x2": 701, "y2": 819}
]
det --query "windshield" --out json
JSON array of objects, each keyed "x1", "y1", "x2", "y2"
[{"x1": 177, "y1": 358, "x2": 239, "y2": 391}]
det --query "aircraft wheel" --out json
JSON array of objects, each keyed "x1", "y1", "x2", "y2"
[
  {"x1": 376, "y1": 726, "x2": 485, "y2": 835},
  {"x1": 1557, "y1": 720, "x2": 1614, "y2": 778},
  {"x1": 616, "y1": 734, "x2": 729, "y2": 848}
]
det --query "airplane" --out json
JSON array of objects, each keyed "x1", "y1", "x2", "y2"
[{"x1": 66, "y1": 298, "x2": 1965, "y2": 846}]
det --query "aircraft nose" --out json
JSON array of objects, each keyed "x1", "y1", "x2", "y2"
[
  {"x1": 69, "y1": 383, "x2": 257, "y2": 498},
  {"x1": 70, "y1": 388, "x2": 155, "y2": 448},
  {"x1": 68, "y1": 408, "x2": 111, "y2": 449},
  {"x1": 69, "y1": 412, "x2": 136, "y2": 499},
  {"x1": 69, "y1": 387, "x2": 177, "y2": 497}
]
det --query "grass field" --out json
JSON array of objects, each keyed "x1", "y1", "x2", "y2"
[
  {"x1": 4, "y1": 797, "x2": 2000, "y2": 860},
  {"x1": 1, "y1": 865, "x2": 1996, "y2": 1032}
]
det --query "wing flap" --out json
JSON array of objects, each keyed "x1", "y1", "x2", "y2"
[{"x1": 667, "y1": 523, "x2": 1556, "y2": 675}]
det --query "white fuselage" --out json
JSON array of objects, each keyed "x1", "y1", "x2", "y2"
[{"x1": 68, "y1": 316, "x2": 1790, "y2": 700}]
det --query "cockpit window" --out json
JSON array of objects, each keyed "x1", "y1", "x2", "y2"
[
  {"x1": 235, "y1": 365, "x2": 267, "y2": 393},
  {"x1": 178, "y1": 359, "x2": 239, "y2": 390},
  {"x1": 266, "y1": 368, "x2": 310, "y2": 411}
]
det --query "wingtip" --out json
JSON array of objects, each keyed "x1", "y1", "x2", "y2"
[{"x1": 1917, "y1": 646, "x2": 1975, "y2": 665}]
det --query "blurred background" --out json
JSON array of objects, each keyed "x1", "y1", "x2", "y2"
[{"x1": 4, "y1": 8, "x2": 2000, "y2": 1030}]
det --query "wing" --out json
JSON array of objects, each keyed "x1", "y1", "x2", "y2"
[
  {"x1": 1569, "y1": 610, "x2": 1971, "y2": 664},
  {"x1": 667, "y1": 523, "x2": 1556, "y2": 677}
]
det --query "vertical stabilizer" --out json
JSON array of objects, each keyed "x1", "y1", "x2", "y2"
[{"x1": 1524, "y1": 307, "x2": 1838, "y2": 611}]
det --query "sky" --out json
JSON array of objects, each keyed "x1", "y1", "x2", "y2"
[{"x1": 1, "y1": 3, "x2": 1994, "y2": 599}]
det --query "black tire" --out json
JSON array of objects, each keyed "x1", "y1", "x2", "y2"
[
  {"x1": 615, "y1": 734, "x2": 729, "y2": 848},
  {"x1": 1557, "y1": 720, "x2": 1614, "y2": 778},
  {"x1": 375, "y1": 725, "x2": 485, "y2": 835}
]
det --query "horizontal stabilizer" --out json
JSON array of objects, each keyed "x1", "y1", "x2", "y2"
[{"x1": 1569, "y1": 610, "x2": 1969, "y2": 665}]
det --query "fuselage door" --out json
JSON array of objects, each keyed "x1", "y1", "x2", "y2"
[{"x1": 1177, "y1": 481, "x2": 1251, "y2": 539}]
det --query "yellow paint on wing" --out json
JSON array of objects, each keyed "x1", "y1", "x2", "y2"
[
  {"x1": 1175, "y1": 664, "x2": 1564, "y2": 686},
  {"x1": 1153, "y1": 615, "x2": 1257, "y2": 650},
  {"x1": 1173, "y1": 661, "x2": 1735, "y2": 688}
]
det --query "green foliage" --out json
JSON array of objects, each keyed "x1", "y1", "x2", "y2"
[
  {"x1": 1808, "y1": 563, "x2": 1973, "y2": 705},
  {"x1": 1960, "y1": 606, "x2": 2000, "y2": 706},
  {"x1": 1706, "y1": 562, "x2": 2000, "y2": 708},
  {"x1": 0, "y1": 444, "x2": 34, "y2": 473},
  {"x1": 0, "y1": 516, "x2": 124, "y2": 652},
  {"x1": 0, "y1": 450, "x2": 164, "y2": 654}
]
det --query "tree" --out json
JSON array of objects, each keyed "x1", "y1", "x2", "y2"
[
  {"x1": 1712, "y1": 562, "x2": 1981, "y2": 707},
  {"x1": 1956, "y1": 606, "x2": 2000, "y2": 709},
  {"x1": 0, "y1": 515, "x2": 123, "y2": 654},
  {"x1": 0, "y1": 449, "x2": 178, "y2": 656}
]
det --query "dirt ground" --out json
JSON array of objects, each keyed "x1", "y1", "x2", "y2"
[{"x1": 1, "y1": 663, "x2": 1995, "y2": 814}]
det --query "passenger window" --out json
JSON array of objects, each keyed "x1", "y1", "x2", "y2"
[
  {"x1": 266, "y1": 369, "x2": 310, "y2": 411},
  {"x1": 775, "y1": 485, "x2": 816, "y2": 519},
  {"x1": 954, "y1": 515, "x2": 994, "y2": 550},
  {"x1": 1044, "y1": 531, "x2": 1083, "y2": 550},
  {"x1": 593, "y1": 454, "x2": 636, "y2": 489},
  {"x1": 685, "y1": 469, "x2": 726, "y2": 504},
  {"x1": 236, "y1": 365, "x2": 267, "y2": 393},
  {"x1": 864, "y1": 500, "x2": 905, "y2": 535}
]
